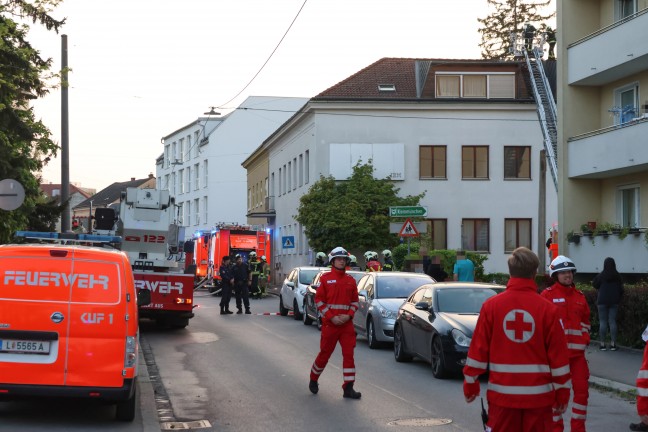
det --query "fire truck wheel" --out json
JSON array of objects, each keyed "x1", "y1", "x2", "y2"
[
  {"x1": 115, "y1": 383, "x2": 136, "y2": 421},
  {"x1": 279, "y1": 296, "x2": 289, "y2": 316},
  {"x1": 170, "y1": 318, "x2": 189, "y2": 329}
]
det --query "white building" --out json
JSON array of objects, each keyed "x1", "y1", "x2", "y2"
[
  {"x1": 245, "y1": 58, "x2": 558, "y2": 278},
  {"x1": 157, "y1": 96, "x2": 308, "y2": 237}
]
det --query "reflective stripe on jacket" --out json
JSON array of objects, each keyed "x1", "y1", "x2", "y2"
[
  {"x1": 541, "y1": 283, "x2": 591, "y2": 357},
  {"x1": 315, "y1": 267, "x2": 359, "y2": 325}
]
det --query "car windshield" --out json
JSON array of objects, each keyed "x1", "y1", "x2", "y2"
[
  {"x1": 347, "y1": 272, "x2": 364, "y2": 284},
  {"x1": 436, "y1": 288, "x2": 502, "y2": 313},
  {"x1": 376, "y1": 275, "x2": 431, "y2": 299},
  {"x1": 299, "y1": 269, "x2": 322, "y2": 285}
]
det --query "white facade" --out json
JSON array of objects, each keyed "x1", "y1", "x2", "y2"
[
  {"x1": 157, "y1": 96, "x2": 308, "y2": 237},
  {"x1": 267, "y1": 102, "x2": 558, "y2": 276}
]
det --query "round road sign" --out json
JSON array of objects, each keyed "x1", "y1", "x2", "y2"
[{"x1": 0, "y1": 179, "x2": 26, "y2": 211}]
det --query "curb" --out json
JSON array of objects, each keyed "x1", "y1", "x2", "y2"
[
  {"x1": 138, "y1": 345, "x2": 160, "y2": 432},
  {"x1": 589, "y1": 375, "x2": 636, "y2": 394}
]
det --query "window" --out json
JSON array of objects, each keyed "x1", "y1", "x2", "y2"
[
  {"x1": 278, "y1": 168, "x2": 282, "y2": 195},
  {"x1": 616, "y1": 0, "x2": 636, "y2": 20},
  {"x1": 305, "y1": 150, "x2": 310, "y2": 184},
  {"x1": 426, "y1": 219, "x2": 447, "y2": 249},
  {"x1": 420, "y1": 146, "x2": 447, "y2": 179},
  {"x1": 178, "y1": 169, "x2": 184, "y2": 194},
  {"x1": 299, "y1": 154, "x2": 304, "y2": 187},
  {"x1": 179, "y1": 138, "x2": 185, "y2": 162},
  {"x1": 164, "y1": 144, "x2": 170, "y2": 168},
  {"x1": 436, "y1": 75, "x2": 460, "y2": 97},
  {"x1": 287, "y1": 161, "x2": 292, "y2": 192},
  {"x1": 293, "y1": 158, "x2": 297, "y2": 190},
  {"x1": 505, "y1": 219, "x2": 532, "y2": 253},
  {"x1": 504, "y1": 146, "x2": 531, "y2": 179},
  {"x1": 171, "y1": 172, "x2": 176, "y2": 196},
  {"x1": 194, "y1": 164, "x2": 200, "y2": 190},
  {"x1": 203, "y1": 160, "x2": 208, "y2": 187},
  {"x1": 617, "y1": 184, "x2": 640, "y2": 227},
  {"x1": 194, "y1": 199, "x2": 200, "y2": 225},
  {"x1": 176, "y1": 203, "x2": 183, "y2": 225},
  {"x1": 172, "y1": 142, "x2": 177, "y2": 163},
  {"x1": 186, "y1": 135, "x2": 191, "y2": 160},
  {"x1": 193, "y1": 132, "x2": 200, "y2": 158},
  {"x1": 489, "y1": 75, "x2": 515, "y2": 98},
  {"x1": 164, "y1": 174, "x2": 170, "y2": 190},
  {"x1": 186, "y1": 166, "x2": 191, "y2": 192},
  {"x1": 436, "y1": 73, "x2": 515, "y2": 99},
  {"x1": 462, "y1": 219, "x2": 490, "y2": 252},
  {"x1": 614, "y1": 83, "x2": 639, "y2": 124},
  {"x1": 203, "y1": 196, "x2": 208, "y2": 225},
  {"x1": 186, "y1": 201, "x2": 191, "y2": 226},
  {"x1": 462, "y1": 146, "x2": 489, "y2": 179},
  {"x1": 463, "y1": 75, "x2": 487, "y2": 98}
]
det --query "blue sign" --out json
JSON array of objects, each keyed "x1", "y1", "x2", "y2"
[{"x1": 282, "y1": 236, "x2": 295, "y2": 249}]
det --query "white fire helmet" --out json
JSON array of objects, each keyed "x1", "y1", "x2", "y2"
[{"x1": 549, "y1": 255, "x2": 577, "y2": 277}]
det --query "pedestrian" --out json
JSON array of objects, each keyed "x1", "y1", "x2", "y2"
[
  {"x1": 464, "y1": 247, "x2": 571, "y2": 431},
  {"x1": 426, "y1": 255, "x2": 448, "y2": 282},
  {"x1": 232, "y1": 254, "x2": 251, "y2": 314},
  {"x1": 248, "y1": 251, "x2": 262, "y2": 299},
  {"x1": 541, "y1": 255, "x2": 591, "y2": 432},
  {"x1": 592, "y1": 257, "x2": 624, "y2": 351},
  {"x1": 365, "y1": 251, "x2": 381, "y2": 272},
  {"x1": 218, "y1": 256, "x2": 234, "y2": 315},
  {"x1": 630, "y1": 326, "x2": 648, "y2": 431},
  {"x1": 546, "y1": 26, "x2": 557, "y2": 60},
  {"x1": 453, "y1": 250, "x2": 475, "y2": 281},
  {"x1": 315, "y1": 251, "x2": 328, "y2": 267},
  {"x1": 381, "y1": 249, "x2": 394, "y2": 271},
  {"x1": 309, "y1": 246, "x2": 361, "y2": 399}
]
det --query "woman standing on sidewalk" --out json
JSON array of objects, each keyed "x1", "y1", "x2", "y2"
[{"x1": 593, "y1": 257, "x2": 624, "y2": 351}]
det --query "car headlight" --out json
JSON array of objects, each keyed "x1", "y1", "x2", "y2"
[
  {"x1": 377, "y1": 305, "x2": 397, "y2": 319},
  {"x1": 451, "y1": 329, "x2": 472, "y2": 347}
]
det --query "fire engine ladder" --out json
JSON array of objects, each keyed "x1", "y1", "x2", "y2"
[
  {"x1": 524, "y1": 47, "x2": 558, "y2": 192},
  {"x1": 256, "y1": 231, "x2": 267, "y2": 258}
]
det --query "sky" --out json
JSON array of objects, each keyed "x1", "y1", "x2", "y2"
[{"x1": 29, "y1": 0, "x2": 554, "y2": 192}]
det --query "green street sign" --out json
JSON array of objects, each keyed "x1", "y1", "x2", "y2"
[{"x1": 389, "y1": 206, "x2": 427, "y2": 217}]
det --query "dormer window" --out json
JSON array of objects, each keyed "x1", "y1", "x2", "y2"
[
  {"x1": 435, "y1": 72, "x2": 515, "y2": 99},
  {"x1": 378, "y1": 84, "x2": 396, "y2": 92}
]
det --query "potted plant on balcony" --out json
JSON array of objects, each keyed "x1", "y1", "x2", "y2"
[
  {"x1": 611, "y1": 224, "x2": 623, "y2": 235},
  {"x1": 618, "y1": 226, "x2": 630, "y2": 240},
  {"x1": 596, "y1": 222, "x2": 614, "y2": 238},
  {"x1": 580, "y1": 223, "x2": 593, "y2": 237},
  {"x1": 567, "y1": 230, "x2": 581, "y2": 244}
]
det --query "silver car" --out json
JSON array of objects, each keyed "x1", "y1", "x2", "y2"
[
  {"x1": 353, "y1": 271, "x2": 434, "y2": 349},
  {"x1": 279, "y1": 266, "x2": 327, "y2": 320}
]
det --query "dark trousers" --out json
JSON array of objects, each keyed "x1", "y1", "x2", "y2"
[
  {"x1": 235, "y1": 281, "x2": 250, "y2": 311},
  {"x1": 250, "y1": 274, "x2": 260, "y2": 297},
  {"x1": 219, "y1": 282, "x2": 233, "y2": 310}
]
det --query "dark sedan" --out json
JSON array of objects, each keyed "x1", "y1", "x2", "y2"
[
  {"x1": 303, "y1": 270, "x2": 365, "y2": 330},
  {"x1": 393, "y1": 282, "x2": 505, "y2": 379}
]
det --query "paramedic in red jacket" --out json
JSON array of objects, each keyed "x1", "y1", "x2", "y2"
[
  {"x1": 464, "y1": 247, "x2": 571, "y2": 431},
  {"x1": 309, "y1": 246, "x2": 362, "y2": 399},
  {"x1": 541, "y1": 255, "x2": 591, "y2": 432},
  {"x1": 630, "y1": 339, "x2": 648, "y2": 431}
]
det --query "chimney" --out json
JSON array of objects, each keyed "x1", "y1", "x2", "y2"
[
  {"x1": 148, "y1": 172, "x2": 154, "y2": 179},
  {"x1": 131, "y1": 177, "x2": 135, "y2": 181}
]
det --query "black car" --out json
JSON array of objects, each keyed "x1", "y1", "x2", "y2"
[
  {"x1": 303, "y1": 270, "x2": 365, "y2": 330},
  {"x1": 393, "y1": 282, "x2": 505, "y2": 378}
]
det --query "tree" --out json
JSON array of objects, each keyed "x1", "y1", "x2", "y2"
[
  {"x1": 295, "y1": 161, "x2": 425, "y2": 253},
  {"x1": 477, "y1": 0, "x2": 554, "y2": 60},
  {"x1": 0, "y1": 1, "x2": 65, "y2": 243}
]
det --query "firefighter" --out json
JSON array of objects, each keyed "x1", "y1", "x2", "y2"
[
  {"x1": 381, "y1": 249, "x2": 394, "y2": 271},
  {"x1": 219, "y1": 256, "x2": 234, "y2": 315},
  {"x1": 366, "y1": 251, "x2": 381, "y2": 272},
  {"x1": 464, "y1": 247, "x2": 571, "y2": 431},
  {"x1": 232, "y1": 254, "x2": 251, "y2": 314},
  {"x1": 541, "y1": 255, "x2": 591, "y2": 432},
  {"x1": 348, "y1": 255, "x2": 361, "y2": 270},
  {"x1": 309, "y1": 246, "x2": 361, "y2": 399},
  {"x1": 258, "y1": 255, "x2": 270, "y2": 297},
  {"x1": 524, "y1": 23, "x2": 537, "y2": 51},
  {"x1": 248, "y1": 251, "x2": 262, "y2": 299},
  {"x1": 315, "y1": 251, "x2": 328, "y2": 267},
  {"x1": 546, "y1": 26, "x2": 557, "y2": 60}
]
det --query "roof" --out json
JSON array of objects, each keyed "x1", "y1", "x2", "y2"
[
  {"x1": 74, "y1": 177, "x2": 154, "y2": 209},
  {"x1": 40, "y1": 183, "x2": 92, "y2": 201}
]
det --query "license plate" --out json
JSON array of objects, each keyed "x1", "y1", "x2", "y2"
[{"x1": 0, "y1": 339, "x2": 51, "y2": 354}]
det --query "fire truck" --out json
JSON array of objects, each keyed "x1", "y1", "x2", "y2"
[
  {"x1": 193, "y1": 224, "x2": 271, "y2": 292},
  {"x1": 95, "y1": 187, "x2": 195, "y2": 328}
]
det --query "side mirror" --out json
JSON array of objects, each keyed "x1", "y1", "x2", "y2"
[
  {"x1": 287, "y1": 281, "x2": 295, "y2": 289},
  {"x1": 137, "y1": 289, "x2": 152, "y2": 306},
  {"x1": 358, "y1": 290, "x2": 368, "y2": 299},
  {"x1": 414, "y1": 301, "x2": 430, "y2": 311},
  {"x1": 311, "y1": 282, "x2": 321, "y2": 290}
]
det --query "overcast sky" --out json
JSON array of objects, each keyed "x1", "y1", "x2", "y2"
[{"x1": 29, "y1": 0, "x2": 554, "y2": 192}]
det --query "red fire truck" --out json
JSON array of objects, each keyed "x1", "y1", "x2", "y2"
[{"x1": 193, "y1": 225, "x2": 271, "y2": 292}]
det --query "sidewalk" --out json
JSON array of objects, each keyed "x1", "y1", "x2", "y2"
[{"x1": 587, "y1": 343, "x2": 644, "y2": 393}]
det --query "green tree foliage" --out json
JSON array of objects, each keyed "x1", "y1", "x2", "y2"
[
  {"x1": 0, "y1": 1, "x2": 65, "y2": 243},
  {"x1": 296, "y1": 161, "x2": 425, "y2": 253},
  {"x1": 477, "y1": 0, "x2": 554, "y2": 59}
]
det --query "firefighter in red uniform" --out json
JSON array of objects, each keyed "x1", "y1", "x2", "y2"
[
  {"x1": 464, "y1": 247, "x2": 571, "y2": 431},
  {"x1": 541, "y1": 255, "x2": 591, "y2": 432},
  {"x1": 631, "y1": 333, "x2": 648, "y2": 431},
  {"x1": 309, "y1": 246, "x2": 361, "y2": 399}
]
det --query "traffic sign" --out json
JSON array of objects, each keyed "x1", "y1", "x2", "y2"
[
  {"x1": 389, "y1": 206, "x2": 427, "y2": 217},
  {"x1": 282, "y1": 236, "x2": 295, "y2": 249},
  {"x1": 0, "y1": 179, "x2": 25, "y2": 211},
  {"x1": 399, "y1": 218, "x2": 419, "y2": 237}
]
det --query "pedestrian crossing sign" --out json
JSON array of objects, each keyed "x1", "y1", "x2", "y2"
[
  {"x1": 282, "y1": 236, "x2": 295, "y2": 248},
  {"x1": 399, "y1": 218, "x2": 419, "y2": 237}
]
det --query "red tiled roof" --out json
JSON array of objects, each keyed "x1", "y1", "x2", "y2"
[{"x1": 40, "y1": 183, "x2": 92, "y2": 200}]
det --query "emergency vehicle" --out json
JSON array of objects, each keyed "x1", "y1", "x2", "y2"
[
  {"x1": 95, "y1": 187, "x2": 195, "y2": 328},
  {"x1": 193, "y1": 225, "x2": 271, "y2": 292},
  {"x1": 0, "y1": 233, "x2": 150, "y2": 421}
]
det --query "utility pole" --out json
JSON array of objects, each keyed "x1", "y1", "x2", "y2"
[
  {"x1": 538, "y1": 150, "x2": 547, "y2": 274},
  {"x1": 61, "y1": 34, "x2": 70, "y2": 232}
]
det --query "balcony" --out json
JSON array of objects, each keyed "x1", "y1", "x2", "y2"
[
  {"x1": 567, "y1": 116, "x2": 648, "y2": 178},
  {"x1": 567, "y1": 232, "x2": 648, "y2": 273},
  {"x1": 568, "y1": 8, "x2": 648, "y2": 86}
]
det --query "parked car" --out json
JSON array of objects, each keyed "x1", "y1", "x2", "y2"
[
  {"x1": 393, "y1": 282, "x2": 505, "y2": 378},
  {"x1": 303, "y1": 269, "x2": 365, "y2": 330},
  {"x1": 353, "y1": 272, "x2": 434, "y2": 349},
  {"x1": 279, "y1": 267, "x2": 327, "y2": 320}
]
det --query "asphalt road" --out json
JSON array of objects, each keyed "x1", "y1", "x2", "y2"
[{"x1": 142, "y1": 292, "x2": 639, "y2": 432}]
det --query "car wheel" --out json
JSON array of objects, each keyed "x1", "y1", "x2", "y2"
[
  {"x1": 279, "y1": 295, "x2": 288, "y2": 316},
  {"x1": 431, "y1": 336, "x2": 448, "y2": 379},
  {"x1": 367, "y1": 319, "x2": 381, "y2": 349},
  {"x1": 293, "y1": 299, "x2": 303, "y2": 320},
  {"x1": 316, "y1": 311, "x2": 323, "y2": 331},
  {"x1": 393, "y1": 325, "x2": 413, "y2": 362},
  {"x1": 303, "y1": 301, "x2": 314, "y2": 325}
]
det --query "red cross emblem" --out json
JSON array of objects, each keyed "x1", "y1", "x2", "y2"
[{"x1": 503, "y1": 309, "x2": 535, "y2": 343}]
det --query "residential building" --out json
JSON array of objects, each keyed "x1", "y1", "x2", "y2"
[
  {"x1": 558, "y1": 0, "x2": 648, "y2": 274},
  {"x1": 40, "y1": 183, "x2": 93, "y2": 232},
  {"x1": 157, "y1": 96, "x2": 309, "y2": 237},
  {"x1": 245, "y1": 58, "x2": 557, "y2": 280}
]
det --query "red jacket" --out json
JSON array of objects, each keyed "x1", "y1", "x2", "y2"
[
  {"x1": 463, "y1": 277, "x2": 571, "y2": 409},
  {"x1": 540, "y1": 282, "x2": 591, "y2": 356},
  {"x1": 637, "y1": 342, "x2": 648, "y2": 416},
  {"x1": 315, "y1": 267, "x2": 359, "y2": 326},
  {"x1": 366, "y1": 260, "x2": 381, "y2": 272}
]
